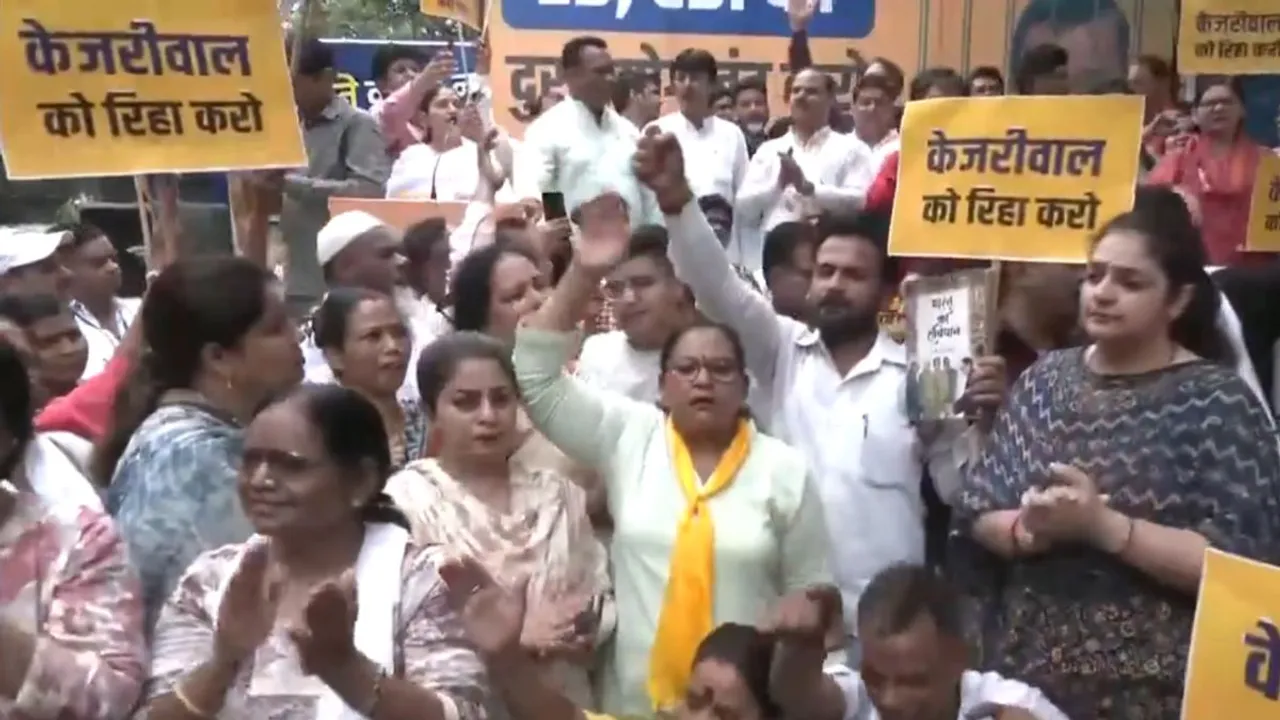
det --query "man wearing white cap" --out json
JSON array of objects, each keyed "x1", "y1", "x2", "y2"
[
  {"x1": 301, "y1": 210, "x2": 445, "y2": 400},
  {"x1": 0, "y1": 225, "x2": 72, "y2": 300}
]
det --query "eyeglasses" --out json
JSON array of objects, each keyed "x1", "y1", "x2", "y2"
[
  {"x1": 242, "y1": 447, "x2": 323, "y2": 474},
  {"x1": 666, "y1": 358, "x2": 741, "y2": 383}
]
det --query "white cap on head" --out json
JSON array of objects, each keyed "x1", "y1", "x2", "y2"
[
  {"x1": 316, "y1": 211, "x2": 391, "y2": 267},
  {"x1": 0, "y1": 225, "x2": 68, "y2": 277}
]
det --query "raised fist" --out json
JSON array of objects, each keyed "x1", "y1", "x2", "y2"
[{"x1": 633, "y1": 126, "x2": 693, "y2": 213}]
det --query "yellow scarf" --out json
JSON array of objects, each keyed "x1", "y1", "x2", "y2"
[{"x1": 647, "y1": 417, "x2": 752, "y2": 710}]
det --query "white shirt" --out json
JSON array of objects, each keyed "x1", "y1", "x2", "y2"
[
  {"x1": 864, "y1": 129, "x2": 900, "y2": 175},
  {"x1": 734, "y1": 128, "x2": 875, "y2": 271},
  {"x1": 518, "y1": 96, "x2": 660, "y2": 228},
  {"x1": 826, "y1": 666, "x2": 1070, "y2": 720},
  {"x1": 386, "y1": 139, "x2": 516, "y2": 202},
  {"x1": 649, "y1": 112, "x2": 749, "y2": 204},
  {"x1": 666, "y1": 202, "x2": 967, "y2": 634},
  {"x1": 737, "y1": 127, "x2": 875, "y2": 230},
  {"x1": 71, "y1": 296, "x2": 140, "y2": 380},
  {"x1": 576, "y1": 330, "x2": 661, "y2": 403}
]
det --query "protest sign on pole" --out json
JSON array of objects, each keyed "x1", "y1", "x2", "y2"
[
  {"x1": 888, "y1": 95, "x2": 1143, "y2": 263},
  {"x1": 1182, "y1": 548, "x2": 1280, "y2": 717},
  {"x1": 422, "y1": 0, "x2": 484, "y2": 32},
  {"x1": 1245, "y1": 152, "x2": 1280, "y2": 252},
  {"x1": 0, "y1": 0, "x2": 306, "y2": 179},
  {"x1": 1177, "y1": 0, "x2": 1280, "y2": 75}
]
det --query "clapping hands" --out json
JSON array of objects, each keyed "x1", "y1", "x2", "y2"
[
  {"x1": 289, "y1": 570, "x2": 361, "y2": 679},
  {"x1": 1017, "y1": 463, "x2": 1129, "y2": 554}
]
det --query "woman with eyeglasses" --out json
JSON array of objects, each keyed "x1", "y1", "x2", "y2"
[
  {"x1": 1147, "y1": 77, "x2": 1271, "y2": 266},
  {"x1": 514, "y1": 193, "x2": 832, "y2": 717},
  {"x1": 141, "y1": 384, "x2": 488, "y2": 720}
]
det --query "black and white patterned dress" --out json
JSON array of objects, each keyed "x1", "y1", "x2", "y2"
[{"x1": 951, "y1": 348, "x2": 1280, "y2": 719}]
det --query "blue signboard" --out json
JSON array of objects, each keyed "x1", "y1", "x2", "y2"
[
  {"x1": 325, "y1": 39, "x2": 479, "y2": 110},
  {"x1": 499, "y1": 0, "x2": 873, "y2": 39}
]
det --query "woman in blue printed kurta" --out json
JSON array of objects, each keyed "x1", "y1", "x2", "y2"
[
  {"x1": 101, "y1": 258, "x2": 303, "y2": 631},
  {"x1": 950, "y1": 197, "x2": 1280, "y2": 718}
]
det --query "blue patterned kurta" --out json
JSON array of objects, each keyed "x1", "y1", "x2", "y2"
[
  {"x1": 105, "y1": 403, "x2": 250, "y2": 634},
  {"x1": 952, "y1": 348, "x2": 1280, "y2": 719}
]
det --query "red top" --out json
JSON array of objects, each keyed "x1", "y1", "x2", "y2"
[
  {"x1": 36, "y1": 353, "x2": 129, "y2": 440},
  {"x1": 1145, "y1": 134, "x2": 1270, "y2": 267},
  {"x1": 866, "y1": 150, "x2": 899, "y2": 214}
]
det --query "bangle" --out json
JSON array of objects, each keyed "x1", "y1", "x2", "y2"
[
  {"x1": 173, "y1": 680, "x2": 216, "y2": 719},
  {"x1": 1113, "y1": 514, "x2": 1137, "y2": 556},
  {"x1": 1008, "y1": 515, "x2": 1024, "y2": 556}
]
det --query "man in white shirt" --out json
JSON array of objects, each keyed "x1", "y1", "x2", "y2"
[
  {"x1": 576, "y1": 225, "x2": 694, "y2": 403},
  {"x1": 734, "y1": 68, "x2": 875, "y2": 271},
  {"x1": 850, "y1": 73, "x2": 901, "y2": 174},
  {"x1": 519, "y1": 36, "x2": 660, "y2": 227},
  {"x1": 648, "y1": 49, "x2": 749, "y2": 209},
  {"x1": 53, "y1": 222, "x2": 141, "y2": 380},
  {"x1": 764, "y1": 564, "x2": 1069, "y2": 720},
  {"x1": 634, "y1": 133, "x2": 1008, "y2": 661}
]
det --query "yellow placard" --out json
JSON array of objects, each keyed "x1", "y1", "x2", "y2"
[
  {"x1": 421, "y1": 0, "x2": 484, "y2": 32},
  {"x1": 1182, "y1": 548, "x2": 1280, "y2": 717},
  {"x1": 482, "y1": 1, "x2": 1180, "y2": 141},
  {"x1": 1177, "y1": 0, "x2": 1280, "y2": 76},
  {"x1": 1245, "y1": 152, "x2": 1280, "y2": 252},
  {"x1": 888, "y1": 95, "x2": 1143, "y2": 264},
  {"x1": 0, "y1": 0, "x2": 305, "y2": 180}
]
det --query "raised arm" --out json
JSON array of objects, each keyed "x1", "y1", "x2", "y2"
[
  {"x1": 635, "y1": 128, "x2": 789, "y2": 388},
  {"x1": 516, "y1": 193, "x2": 655, "y2": 473},
  {"x1": 786, "y1": 0, "x2": 815, "y2": 71},
  {"x1": 1, "y1": 510, "x2": 146, "y2": 720},
  {"x1": 375, "y1": 50, "x2": 455, "y2": 151}
]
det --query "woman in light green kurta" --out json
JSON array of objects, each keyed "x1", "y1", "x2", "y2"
[{"x1": 514, "y1": 194, "x2": 832, "y2": 716}]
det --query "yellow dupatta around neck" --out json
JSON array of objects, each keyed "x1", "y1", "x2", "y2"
[{"x1": 647, "y1": 417, "x2": 752, "y2": 710}]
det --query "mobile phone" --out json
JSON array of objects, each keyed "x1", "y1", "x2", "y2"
[{"x1": 542, "y1": 191, "x2": 567, "y2": 220}]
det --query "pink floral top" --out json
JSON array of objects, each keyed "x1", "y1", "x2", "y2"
[
  {"x1": 0, "y1": 485, "x2": 147, "y2": 719},
  {"x1": 142, "y1": 540, "x2": 490, "y2": 719}
]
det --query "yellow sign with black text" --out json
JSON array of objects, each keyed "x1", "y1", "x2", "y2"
[
  {"x1": 0, "y1": 0, "x2": 304, "y2": 180},
  {"x1": 1177, "y1": 0, "x2": 1280, "y2": 75},
  {"x1": 888, "y1": 95, "x2": 1143, "y2": 264},
  {"x1": 1182, "y1": 549, "x2": 1280, "y2": 717},
  {"x1": 1245, "y1": 152, "x2": 1280, "y2": 252}
]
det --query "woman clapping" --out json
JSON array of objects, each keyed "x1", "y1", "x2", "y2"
[
  {"x1": 514, "y1": 193, "x2": 832, "y2": 715},
  {"x1": 140, "y1": 385, "x2": 488, "y2": 719}
]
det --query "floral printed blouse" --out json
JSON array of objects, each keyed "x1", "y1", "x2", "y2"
[
  {"x1": 0, "y1": 484, "x2": 147, "y2": 719},
  {"x1": 384, "y1": 458, "x2": 614, "y2": 707},
  {"x1": 141, "y1": 540, "x2": 490, "y2": 719}
]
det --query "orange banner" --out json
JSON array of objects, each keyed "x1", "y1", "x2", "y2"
[{"x1": 328, "y1": 197, "x2": 523, "y2": 230}]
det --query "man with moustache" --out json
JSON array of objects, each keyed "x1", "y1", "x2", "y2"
[
  {"x1": 634, "y1": 131, "x2": 1010, "y2": 664},
  {"x1": 735, "y1": 68, "x2": 875, "y2": 273}
]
